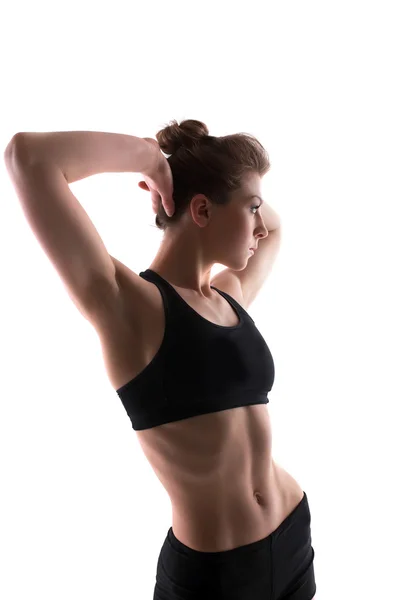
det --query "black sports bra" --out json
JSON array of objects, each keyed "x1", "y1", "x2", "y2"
[{"x1": 115, "y1": 269, "x2": 275, "y2": 430}]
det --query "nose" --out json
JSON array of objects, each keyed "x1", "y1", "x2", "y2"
[{"x1": 256, "y1": 223, "x2": 269, "y2": 240}]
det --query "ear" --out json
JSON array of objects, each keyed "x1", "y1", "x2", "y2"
[{"x1": 138, "y1": 181, "x2": 150, "y2": 192}]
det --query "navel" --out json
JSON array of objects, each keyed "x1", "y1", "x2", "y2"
[{"x1": 253, "y1": 490, "x2": 264, "y2": 505}]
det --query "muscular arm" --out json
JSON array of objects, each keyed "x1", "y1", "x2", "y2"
[{"x1": 8, "y1": 130, "x2": 154, "y2": 184}]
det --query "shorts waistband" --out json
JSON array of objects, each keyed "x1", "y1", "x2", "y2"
[{"x1": 167, "y1": 491, "x2": 308, "y2": 562}]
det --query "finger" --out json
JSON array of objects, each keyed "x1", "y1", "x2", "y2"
[
  {"x1": 164, "y1": 201, "x2": 174, "y2": 217},
  {"x1": 161, "y1": 188, "x2": 174, "y2": 216},
  {"x1": 151, "y1": 190, "x2": 160, "y2": 205}
]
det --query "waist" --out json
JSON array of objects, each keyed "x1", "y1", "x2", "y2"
[{"x1": 171, "y1": 460, "x2": 304, "y2": 552}]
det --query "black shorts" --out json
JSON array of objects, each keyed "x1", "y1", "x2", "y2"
[{"x1": 153, "y1": 491, "x2": 316, "y2": 600}]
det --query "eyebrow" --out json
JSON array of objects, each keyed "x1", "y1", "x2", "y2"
[{"x1": 247, "y1": 195, "x2": 265, "y2": 204}]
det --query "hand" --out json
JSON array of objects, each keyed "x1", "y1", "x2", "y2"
[{"x1": 138, "y1": 138, "x2": 175, "y2": 217}]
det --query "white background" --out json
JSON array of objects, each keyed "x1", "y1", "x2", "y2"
[{"x1": 1, "y1": 1, "x2": 399, "y2": 599}]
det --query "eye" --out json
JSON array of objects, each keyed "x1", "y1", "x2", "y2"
[{"x1": 251, "y1": 204, "x2": 262, "y2": 214}]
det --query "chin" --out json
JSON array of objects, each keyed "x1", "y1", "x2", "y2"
[
  {"x1": 219, "y1": 253, "x2": 249, "y2": 271},
  {"x1": 229, "y1": 258, "x2": 249, "y2": 271}
]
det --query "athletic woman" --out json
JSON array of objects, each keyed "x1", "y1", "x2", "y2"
[{"x1": 4, "y1": 120, "x2": 316, "y2": 599}]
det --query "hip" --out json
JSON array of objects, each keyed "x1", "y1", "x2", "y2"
[{"x1": 155, "y1": 490, "x2": 316, "y2": 600}]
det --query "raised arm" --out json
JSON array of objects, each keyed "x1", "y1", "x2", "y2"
[
  {"x1": 8, "y1": 130, "x2": 153, "y2": 183},
  {"x1": 3, "y1": 131, "x2": 155, "y2": 322}
]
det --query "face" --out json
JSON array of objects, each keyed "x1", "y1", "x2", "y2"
[
  {"x1": 154, "y1": 172, "x2": 269, "y2": 290},
  {"x1": 210, "y1": 172, "x2": 269, "y2": 270}
]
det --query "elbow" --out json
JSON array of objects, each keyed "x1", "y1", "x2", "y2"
[{"x1": 4, "y1": 133, "x2": 31, "y2": 167}]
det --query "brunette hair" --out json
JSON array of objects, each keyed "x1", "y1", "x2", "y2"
[{"x1": 153, "y1": 119, "x2": 271, "y2": 231}]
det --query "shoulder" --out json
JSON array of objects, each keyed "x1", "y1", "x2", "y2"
[{"x1": 210, "y1": 271, "x2": 247, "y2": 310}]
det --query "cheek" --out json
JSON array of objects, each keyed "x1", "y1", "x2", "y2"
[
  {"x1": 226, "y1": 226, "x2": 248, "y2": 249},
  {"x1": 219, "y1": 212, "x2": 248, "y2": 243}
]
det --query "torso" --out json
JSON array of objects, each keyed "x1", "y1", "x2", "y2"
[{"x1": 95, "y1": 264, "x2": 304, "y2": 552}]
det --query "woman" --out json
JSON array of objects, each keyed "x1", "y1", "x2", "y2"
[{"x1": 4, "y1": 119, "x2": 317, "y2": 599}]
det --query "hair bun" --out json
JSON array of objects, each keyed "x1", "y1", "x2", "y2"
[{"x1": 156, "y1": 119, "x2": 209, "y2": 155}]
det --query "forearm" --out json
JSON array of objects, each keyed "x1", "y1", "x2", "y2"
[
  {"x1": 260, "y1": 201, "x2": 281, "y2": 231},
  {"x1": 7, "y1": 131, "x2": 153, "y2": 184}
]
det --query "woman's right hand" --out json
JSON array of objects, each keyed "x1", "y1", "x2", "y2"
[{"x1": 138, "y1": 138, "x2": 175, "y2": 217}]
